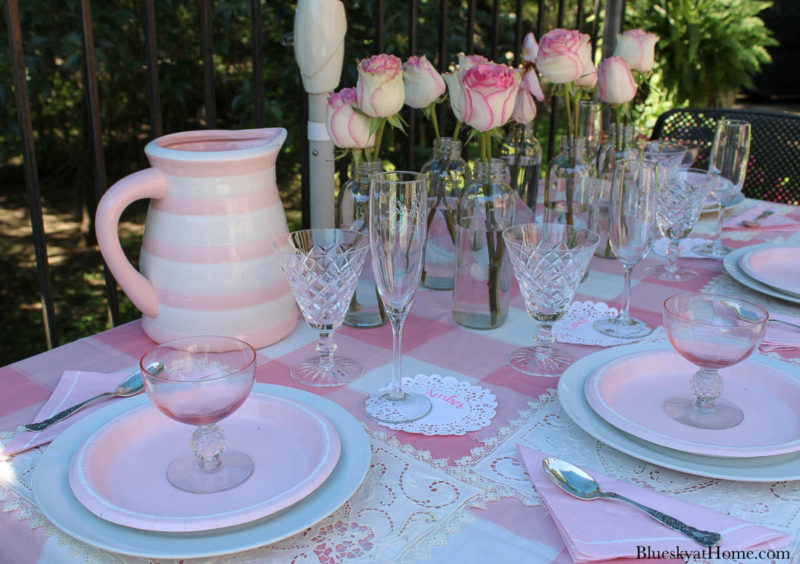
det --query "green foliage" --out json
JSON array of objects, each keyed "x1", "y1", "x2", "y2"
[{"x1": 627, "y1": 0, "x2": 777, "y2": 107}]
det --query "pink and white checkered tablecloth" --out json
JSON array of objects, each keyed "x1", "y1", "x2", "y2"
[{"x1": 1, "y1": 200, "x2": 800, "y2": 563}]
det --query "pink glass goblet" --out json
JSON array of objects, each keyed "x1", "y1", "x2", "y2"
[
  {"x1": 663, "y1": 293, "x2": 767, "y2": 430},
  {"x1": 141, "y1": 336, "x2": 257, "y2": 494}
]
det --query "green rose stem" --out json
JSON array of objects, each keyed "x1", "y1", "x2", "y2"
[
  {"x1": 428, "y1": 102, "x2": 441, "y2": 140},
  {"x1": 561, "y1": 84, "x2": 577, "y2": 227},
  {"x1": 370, "y1": 118, "x2": 387, "y2": 163},
  {"x1": 478, "y1": 130, "x2": 502, "y2": 326}
]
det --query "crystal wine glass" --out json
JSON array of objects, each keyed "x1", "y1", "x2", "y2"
[
  {"x1": 363, "y1": 171, "x2": 432, "y2": 424},
  {"x1": 663, "y1": 293, "x2": 767, "y2": 429},
  {"x1": 693, "y1": 120, "x2": 751, "y2": 258},
  {"x1": 593, "y1": 159, "x2": 658, "y2": 339},
  {"x1": 647, "y1": 168, "x2": 718, "y2": 281},
  {"x1": 273, "y1": 228, "x2": 369, "y2": 387},
  {"x1": 141, "y1": 336, "x2": 257, "y2": 494},
  {"x1": 503, "y1": 223, "x2": 600, "y2": 376}
]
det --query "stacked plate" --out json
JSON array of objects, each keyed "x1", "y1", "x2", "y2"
[
  {"x1": 558, "y1": 342, "x2": 800, "y2": 481},
  {"x1": 32, "y1": 383, "x2": 371, "y2": 559},
  {"x1": 723, "y1": 243, "x2": 800, "y2": 305}
]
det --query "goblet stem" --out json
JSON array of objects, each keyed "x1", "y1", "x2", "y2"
[
  {"x1": 534, "y1": 320, "x2": 556, "y2": 360},
  {"x1": 710, "y1": 202, "x2": 724, "y2": 249},
  {"x1": 690, "y1": 368, "x2": 723, "y2": 409},
  {"x1": 664, "y1": 239, "x2": 680, "y2": 274},
  {"x1": 315, "y1": 326, "x2": 337, "y2": 372},
  {"x1": 191, "y1": 424, "x2": 226, "y2": 471},
  {"x1": 387, "y1": 309, "x2": 408, "y2": 400},
  {"x1": 619, "y1": 264, "x2": 634, "y2": 323}
]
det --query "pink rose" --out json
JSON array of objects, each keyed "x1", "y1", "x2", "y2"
[
  {"x1": 458, "y1": 52, "x2": 489, "y2": 71},
  {"x1": 443, "y1": 71, "x2": 466, "y2": 122},
  {"x1": 325, "y1": 88, "x2": 375, "y2": 149},
  {"x1": 614, "y1": 29, "x2": 659, "y2": 73},
  {"x1": 356, "y1": 54, "x2": 405, "y2": 118},
  {"x1": 512, "y1": 88, "x2": 537, "y2": 124},
  {"x1": 536, "y1": 29, "x2": 593, "y2": 85},
  {"x1": 460, "y1": 62, "x2": 521, "y2": 132},
  {"x1": 521, "y1": 68, "x2": 544, "y2": 101},
  {"x1": 402, "y1": 55, "x2": 446, "y2": 109},
  {"x1": 521, "y1": 32, "x2": 538, "y2": 63},
  {"x1": 597, "y1": 57, "x2": 637, "y2": 105}
]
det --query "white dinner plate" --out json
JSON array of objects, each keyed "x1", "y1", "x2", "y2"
[
  {"x1": 584, "y1": 348, "x2": 800, "y2": 458},
  {"x1": 33, "y1": 384, "x2": 371, "y2": 559},
  {"x1": 69, "y1": 393, "x2": 341, "y2": 532},
  {"x1": 558, "y1": 342, "x2": 800, "y2": 481},
  {"x1": 739, "y1": 246, "x2": 800, "y2": 299},
  {"x1": 723, "y1": 244, "x2": 800, "y2": 305}
]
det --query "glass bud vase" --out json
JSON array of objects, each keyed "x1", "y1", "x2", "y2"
[
  {"x1": 593, "y1": 124, "x2": 641, "y2": 257},
  {"x1": 421, "y1": 137, "x2": 469, "y2": 291},
  {"x1": 543, "y1": 136, "x2": 596, "y2": 231},
  {"x1": 500, "y1": 122, "x2": 542, "y2": 218},
  {"x1": 338, "y1": 160, "x2": 388, "y2": 327},
  {"x1": 453, "y1": 159, "x2": 515, "y2": 330}
]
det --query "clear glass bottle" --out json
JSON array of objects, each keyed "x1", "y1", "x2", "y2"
[
  {"x1": 500, "y1": 122, "x2": 542, "y2": 217},
  {"x1": 594, "y1": 124, "x2": 641, "y2": 257},
  {"x1": 543, "y1": 136, "x2": 596, "y2": 231},
  {"x1": 338, "y1": 160, "x2": 388, "y2": 327},
  {"x1": 453, "y1": 159, "x2": 515, "y2": 330},
  {"x1": 420, "y1": 137, "x2": 469, "y2": 291},
  {"x1": 577, "y1": 100, "x2": 603, "y2": 159}
]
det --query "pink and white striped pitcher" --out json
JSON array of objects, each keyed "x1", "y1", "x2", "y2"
[{"x1": 95, "y1": 129, "x2": 298, "y2": 348}]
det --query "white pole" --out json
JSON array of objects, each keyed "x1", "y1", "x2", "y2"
[{"x1": 308, "y1": 93, "x2": 336, "y2": 228}]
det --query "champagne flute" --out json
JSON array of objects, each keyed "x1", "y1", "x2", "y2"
[
  {"x1": 363, "y1": 171, "x2": 432, "y2": 424},
  {"x1": 593, "y1": 159, "x2": 658, "y2": 339},
  {"x1": 694, "y1": 120, "x2": 751, "y2": 258}
]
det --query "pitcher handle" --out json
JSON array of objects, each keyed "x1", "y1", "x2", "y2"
[{"x1": 95, "y1": 168, "x2": 169, "y2": 318}]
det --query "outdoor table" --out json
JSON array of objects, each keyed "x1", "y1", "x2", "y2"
[{"x1": 1, "y1": 198, "x2": 799, "y2": 563}]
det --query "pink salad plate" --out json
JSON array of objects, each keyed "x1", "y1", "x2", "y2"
[
  {"x1": 738, "y1": 245, "x2": 800, "y2": 299},
  {"x1": 68, "y1": 392, "x2": 341, "y2": 532},
  {"x1": 584, "y1": 349, "x2": 800, "y2": 458}
]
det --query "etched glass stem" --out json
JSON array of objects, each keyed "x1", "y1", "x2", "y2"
[
  {"x1": 534, "y1": 322, "x2": 555, "y2": 360},
  {"x1": 710, "y1": 202, "x2": 724, "y2": 249},
  {"x1": 388, "y1": 312, "x2": 406, "y2": 400},
  {"x1": 691, "y1": 368, "x2": 723, "y2": 409},
  {"x1": 315, "y1": 326, "x2": 337, "y2": 371},
  {"x1": 664, "y1": 239, "x2": 680, "y2": 274},
  {"x1": 191, "y1": 424, "x2": 226, "y2": 471},
  {"x1": 619, "y1": 264, "x2": 634, "y2": 323}
]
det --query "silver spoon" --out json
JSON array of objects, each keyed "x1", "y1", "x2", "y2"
[
  {"x1": 741, "y1": 209, "x2": 774, "y2": 227},
  {"x1": 542, "y1": 458, "x2": 721, "y2": 548},
  {"x1": 720, "y1": 299, "x2": 800, "y2": 329},
  {"x1": 24, "y1": 362, "x2": 163, "y2": 432}
]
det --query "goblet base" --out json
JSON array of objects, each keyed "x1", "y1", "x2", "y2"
[
  {"x1": 692, "y1": 242, "x2": 732, "y2": 258},
  {"x1": 663, "y1": 397, "x2": 744, "y2": 430},
  {"x1": 506, "y1": 345, "x2": 574, "y2": 377},
  {"x1": 291, "y1": 356, "x2": 364, "y2": 387},
  {"x1": 362, "y1": 390, "x2": 432, "y2": 424},
  {"x1": 167, "y1": 449, "x2": 254, "y2": 494},
  {"x1": 645, "y1": 263, "x2": 699, "y2": 282},
  {"x1": 593, "y1": 316, "x2": 653, "y2": 339}
]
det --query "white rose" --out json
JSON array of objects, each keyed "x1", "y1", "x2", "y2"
[
  {"x1": 356, "y1": 54, "x2": 405, "y2": 118},
  {"x1": 402, "y1": 55, "x2": 446, "y2": 109},
  {"x1": 325, "y1": 88, "x2": 375, "y2": 149},
  {"x1": 614, "y1": 29, "x2": 659, "y2": 73},
  {"x1": 597, "y1": 57, "x2": 637, "y2": 105}
]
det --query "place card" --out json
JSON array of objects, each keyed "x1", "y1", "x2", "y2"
[{"x1": 381, "y1": 374, "x2": 496, "y2": 436}]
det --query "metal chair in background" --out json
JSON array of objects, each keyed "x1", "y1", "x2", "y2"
[{"x1": 651, "y1": 107, "x2": 800, "y2": 205}]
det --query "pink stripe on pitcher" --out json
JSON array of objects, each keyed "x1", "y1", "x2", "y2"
[
  {"x1": 151, "y1": 189, "x2": 279, "y2": 215},
  {"x1": 154, "y1": 283, "x2": 292, "y2": 310},
  {"x1": 147, "y1": 153, "x2": 278, "y2": 178},
  {"x1": 142, "y1": 237, "x2": 280, "y2": 263},
  {"x1": 141, "y1": 314, "x2": 298, "y2": 350}
]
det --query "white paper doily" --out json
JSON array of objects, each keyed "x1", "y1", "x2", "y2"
[
  {"x1": 382, "y1": 374, "x2": 497, "y2": 436},
  {"x1": 552, "y1": 301, "x2": 667, "y2": 347}
]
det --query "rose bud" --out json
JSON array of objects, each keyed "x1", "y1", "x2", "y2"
[
  {"x1": 614, "y1": 29, "x2": 659, "y2": 73},
  {"x1": 356, "y1": 54, "x2": 405, "y2": 118},
  {"x1": 521, "y1": 32, "x2": 539, "y2": 63},
  {"x1": 325, "y1": 88, "x2": 375, "y2": 149},
  {"x1": 402, "y1": 55, "x2": 446, "y2": 109},
  {"x1": 460, "y1": 62, "x2": 521, "y2": 132},
  {"x1": 597, "y1": 56, "x2": 637, "y2": 105},
  {"x1": 536, "y1": 29, "x2": 593, "y2": 84},
  {"x1": 522, "y1": 68, "x2": 545, "y2": 101}
]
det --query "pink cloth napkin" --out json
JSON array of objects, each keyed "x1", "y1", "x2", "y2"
[
  {"x1": 2, "y1": 368, "x2": 136, "y2": 457},
  {"x1": 722, "y1": 204, "x2": 800, "y2": 232},
  {"x1": 761, "y1": 312, "x2": 800, "y2": 352},
  {"x1": 518, "y1": 445, "x2": 790, "y2": 562}
]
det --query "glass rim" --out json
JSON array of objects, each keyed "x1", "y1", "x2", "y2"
[
  {"x1": 663, "y1": 292, "x2": 769, "y2": 327},
  {"x1": 717, "y1": 119, "x2": 751, "y2": 128},
  {"x1": 370, "y1": 170, "x2": 424, "y2": 182},
  {"x1": 272, "y1": 228, "x2": 368, "y2": 254},
  {"x1": 140, "y1": 335, "x2": 257, "y2": 383},
  {"x1": 502, "y1": 222, "x2": 601, "y2": 248},
  {"x1": 645, "y1": 140, "x2": 687, "y2": 153}
]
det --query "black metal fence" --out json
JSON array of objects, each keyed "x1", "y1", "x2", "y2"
[{"x1": 4, "y1": 0, "x2": 618, "y2": 352}]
